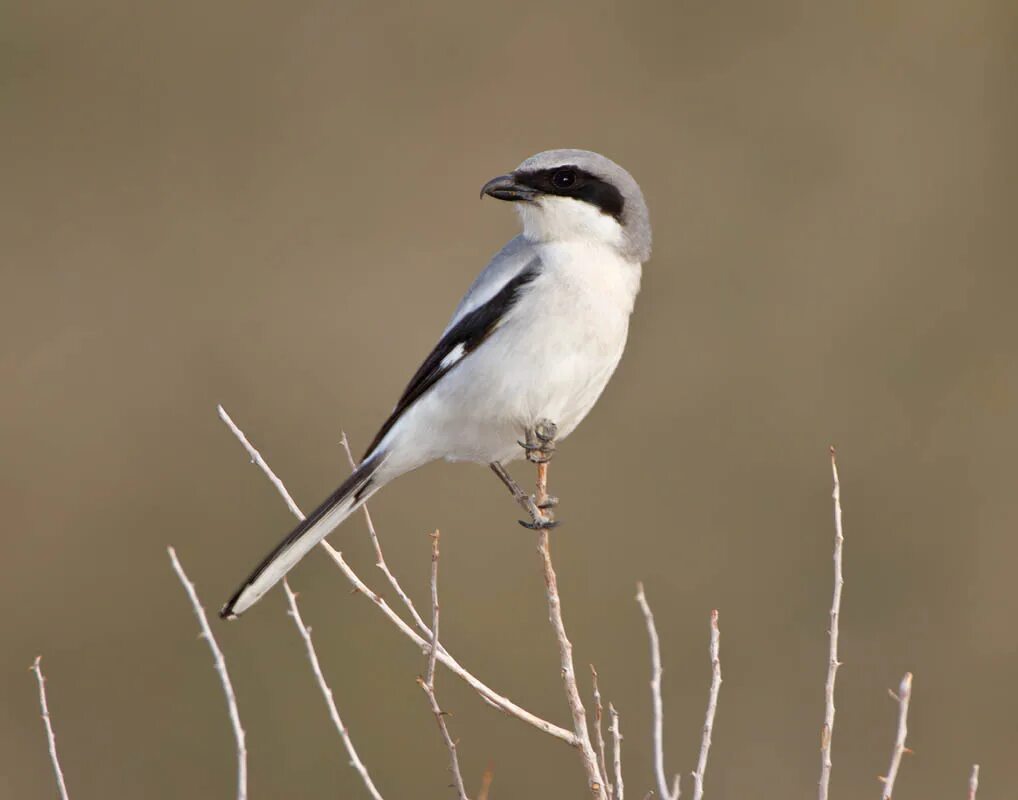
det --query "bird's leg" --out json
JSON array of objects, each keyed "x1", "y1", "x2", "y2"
[
  {"x1": 520, "y1": 419, "x2": 559, "y2": 529},
  {"x1": 489, "y1": 419, "x2": 560, "y2": 530},
  {"x1": 489, "y1": 462, "x2": 547, "y2": 528}
]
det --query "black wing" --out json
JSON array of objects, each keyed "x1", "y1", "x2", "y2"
[{"x1": 363, "y1": 259, "x2": 540, "y2": 458}]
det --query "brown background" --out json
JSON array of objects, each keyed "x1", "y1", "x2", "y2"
[{"x1": 3, "y1": 2, "x2": 1016, "y2": 798}]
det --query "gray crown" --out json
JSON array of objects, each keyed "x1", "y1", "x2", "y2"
[{"x1": 516, "y1": 149, "x2": 652, "y2": 262}]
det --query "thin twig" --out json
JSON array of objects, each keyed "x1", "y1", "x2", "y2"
[
  {"x1": 218, "y1": 405, "x2": 576, "y2": 746},
  {"x1": 418, "y1": 530, "x2": 469, "y2": 800},
  {"x1": 609, "y1": 703, "x2": 624, "y2": 800},
  {"x1": 591, "y1": 665, "x2": 611, "y2": 797},
  {"x1": 880, "y1": 673, "x2": 913, "y2": 799},
  {"x1": 967, "y1": 764, "x2": 979, "y2": 800},
  {"x1": 532, "y1": 444, "x2": 607, "y2": 799},
  {"x1": 819, "y1": 446, "x2": 845, "y2": 800},
  {"x1": 322, "y1": 541, "x2": 576, "y2": 742},
  {"x1": 691, "y1": 610, "x2": 721, "y2": 800},
  {"x1": 218, "y1": 405, "x2": 303, "y2": 520},
  {"x1": 282, "y1": 577, "x2": 385, "y2": 800},
  {"x1": 340, "y1": 431, "x2": 431, "y2": 637},
  {"x1": 168, "y1": 547, "x2": 247, "y2": 800},
  {"x1": 31, "y1": 656, "x2": 70, "y2": 800},
  {"x1": 477, "y1": 765, "x2": 494, "y2": 800},
  {"x1": 636, "y1": 583, "x2": 680, "y2": 800},
  {"x1": 424, "y1": 532, "x2": 442, "y2": 698}
]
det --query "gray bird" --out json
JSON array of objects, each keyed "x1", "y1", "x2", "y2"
[{"x1": 222, "y1": 149, "x2": 652, "y2": 618}]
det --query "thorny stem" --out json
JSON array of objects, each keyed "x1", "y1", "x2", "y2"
[
  {"x1": 691, "y1": 610, "x2": 722, "y2": 800},
  {"x1": 31, "y1": 657, "x2": 71, "y2": 800},
  {"x1": 636, "y1": 583, "x2": 680, "y2": 800},
  {"x1": 819, "y1": 446, "x2": 844, "y2": 800},
  {"x1": 218, "y1": 405, "x2": 575, "y2": 746},
  {"x1": 419, "y1": 530, "x2": 469, "y2": 800},
  {"x1": 528, "y1": 421, "x2": 606, "y2": 799},
  {"x1": 880, "y1": 673, "x2": 913, "y2": 800},
  {"x1": 609, "y1": 703, "x2": 624, "y2": 800},
  {"x1": 168, "y1": 547, "x2": 247, "y2": 800},
  {"x1": 282, "y1": 578, "x2": 385, "y2": 800},
  {"x1": 592, "y1": 665, "x2": 612, "y2": 797}
]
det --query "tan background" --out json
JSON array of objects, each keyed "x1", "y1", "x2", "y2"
[{"x1": 3, "y1": 1, "x2": 1016, "y2": 798}]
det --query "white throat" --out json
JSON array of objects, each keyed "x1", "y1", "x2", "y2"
[{"x1": 516, "y1": 196, "x2": 627, "y2": 252}]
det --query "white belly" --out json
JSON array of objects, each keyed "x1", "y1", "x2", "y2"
[{"x1": 379, "y1": 241, "x2": 641, "y2": 475}]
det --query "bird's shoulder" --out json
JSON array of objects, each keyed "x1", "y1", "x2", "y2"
[
  {"x1": 362, "y1": 239, "x2": 541, "y2": 459},
  {"x1": 445, "y1": 235, "x2": 542, "y2": 333}
]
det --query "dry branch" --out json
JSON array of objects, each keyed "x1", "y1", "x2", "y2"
[
  {"x1": 610, "y1": 703, "x2": 624, "y2": 800},
  {"x1": 967, "y1": 764, "x2": 979, "y2": 800},
  {"x1": 529, "y1": 436, "x2": 608, "y2": 800},
  {"x1": 691, "y1": 610, "x2": 721, "y2": 800},
  {"x1": 536, "y1": 539, "x2": 603, "y2": 794},
  {"x1": 591, "y1": 666, "x2": 611, "y2": 796},
  {"x1": 819, "y1": 446, "x2": 845, "y2": 800},
  {"x1": 168, "y1": 547, "x2": 247, "y2": 800},
  {"x1": 31, "y1": 656, "x2": 70, "y2": 800},
  {"x1": 880, "y1": 672, "x2": 913, "y2": 799},
  {"x1": 477, "y1": 766, "x2": 494, "y2": 800},
  {"x1": 636, "y1": 583, "x2": 680, "y2": 800},
  {"x1": 418, "y1": 530, "x2": 469, "y2": 800},
  {"x1": 217, "y1": 405, "x2": 576, "y2": 746},
  {"x1": 282, "y1": 577, "x2": 385, "y2": 800},
  {"x1": 340, "y1": 431, "x2": 431, "y2": 637}
]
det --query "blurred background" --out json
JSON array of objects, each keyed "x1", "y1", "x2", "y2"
[{"x1": 3, "y1": 1, "x2": 1015, "y2": 797}]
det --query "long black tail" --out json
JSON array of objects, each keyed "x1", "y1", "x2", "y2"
[{"x1": 220, "y1": 455, "x2": 382, "y2": 619}]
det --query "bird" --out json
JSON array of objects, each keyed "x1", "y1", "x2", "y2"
[{"x1": 220, "y1": 149, "x2": 652, "y2": 619}]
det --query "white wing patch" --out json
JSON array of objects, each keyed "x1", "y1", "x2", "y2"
[{"x1": 440, "y1": 342, "x2": 466, "y2": 370}]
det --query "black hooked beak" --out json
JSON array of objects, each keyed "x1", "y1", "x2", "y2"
[{"x1": 480, "y1": 173, "x2": 537, "y2": 202}]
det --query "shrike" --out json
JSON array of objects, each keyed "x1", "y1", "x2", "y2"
[{"x1": 221, "y1": 149, "x2": 652, "y2": 618}]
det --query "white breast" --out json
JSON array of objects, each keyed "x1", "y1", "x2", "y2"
[
  {"x1": 377, "y1": 237, "x2": 642, "y2": 475},
  {"x1": 510, "y1": 240, "x2": 641, "y2": 433}
]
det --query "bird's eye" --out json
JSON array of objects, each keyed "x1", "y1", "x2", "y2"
[{"x1": 551, "y1": 169, "x2": 576, "y2": 189}]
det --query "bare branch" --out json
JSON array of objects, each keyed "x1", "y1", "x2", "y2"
[
  {"x1": 636, "y1": 582, "x2": 680, "y2": 800},
  {"x1": 218, "y1": 405, "x2": 303, "y2": 520},
  {"x1": 168, "y1": 547, "x2": 247, "y2": 800},
  {"x1": 477, "y1": 765, "x2": 494, "y2": 800},
  {"x1": 417, "y1": 530, "x2": 469, "y2": 799},
  {"x1": 967, "y1": 764, "x2": 979, "y2": 800},
  {"x1": 282, "y1": 577, "x2": 385, "y2": 800},
  {"x1": 340, "y1": 431, "x2": 430, "y2": 637},
  {"x1": 322, "y1": 541, "x2": 576, "y2": 742},
  {"x1": 31, "y1": 656, "x2": 71, "y2": 800},
  {"x1": 880, "y1": 673, "x2": 913, "y2": 799},
  {"x1": 531, "y1": 440, "x2": 607, "y2": 799},
  {"x1": 218, "y1": 405, "x2": 576, "y2": 746},
  {"x1": 424, "y1": 532, "x2": 442, "y2": 691},
  {"x1": 591, "y1": 666, "x2": 611, "y2": 797},
  {"x1": 819, "y1": 446, "x2": 845, "y2": 800},
  {"x1": 691, "y1": 610, "x2": 721, "y2": 800},
  {"x1": 609, "y1": 703, "x2": 624, "y2": 800}
]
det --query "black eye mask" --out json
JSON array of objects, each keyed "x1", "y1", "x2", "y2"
[{"x1": 514, "y1": 167, "x2": 625, "y2": 221}]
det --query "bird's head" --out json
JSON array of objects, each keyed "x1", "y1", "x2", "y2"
[{"x1": 481, "y1": 149, "x2": 652, "y2": 263}]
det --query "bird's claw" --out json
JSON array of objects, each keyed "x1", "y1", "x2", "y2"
[
  {"x1": 520, "y1": 419, "x2": 558, "y2": 464},
  {"x1": 518, "y1": 517, "x2": 561, "y2": 530},
  {"x1": 518, "y1": 439, "x2": 555, "y2": 464},
  {"x1": 518, "y1": 495, "x2": 560, "y2": 529}
]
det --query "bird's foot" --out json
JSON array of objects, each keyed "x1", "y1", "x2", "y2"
[
  {"x1": 518, "y1": 439, "x2": 555, "y2": 463},
  {"x1": 517, "y1": 493, "x2": 561, "y2": 529},
  {"x1": 520, "y1": 419, "x2": 558, "y2": 464},
  {"x1": 518, "y1": 516, "x2": 561, "y2": 530}
]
